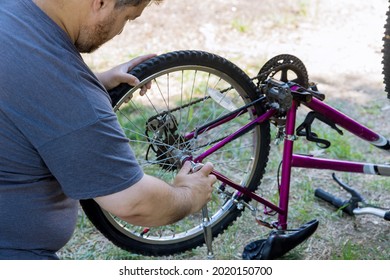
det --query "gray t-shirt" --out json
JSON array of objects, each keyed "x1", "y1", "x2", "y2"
[{"x1": 0, "y1": 0, "x2": 143, "y2": 259}]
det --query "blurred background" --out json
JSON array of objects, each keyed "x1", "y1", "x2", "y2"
[{"x1": 84, "y1": 0, "x2": 386, "y2": 97}]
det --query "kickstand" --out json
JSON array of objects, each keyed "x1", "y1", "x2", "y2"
[{"x1": 202, "y1": 205, "x2": 215, "y2": 259}]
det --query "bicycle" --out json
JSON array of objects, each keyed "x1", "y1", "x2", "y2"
[{"x1": 79, "y1": 11, "x2": 390, "y2": 261}]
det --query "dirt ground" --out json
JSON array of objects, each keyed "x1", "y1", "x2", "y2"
[{"x1": 76, "y1": 0, "x2": 390, "y2": 260}]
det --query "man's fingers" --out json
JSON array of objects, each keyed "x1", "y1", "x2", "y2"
[
  {"x1": 120, "y1": 54, "x2": 156, "y2": 91},
  {"x1": 139, "y1": 85, "x2": 147, "y2": 96},
  {"x1": 121, "y1": 74, "x2": 140, "y2": 87},
  {"x1": 199, "y1": 162, "x2": 214, "y2": 175},
  {"x1": 126, "y1": 54, "x2": 156, "y2": 71},
  {"x1": 178, "y1": 161, "x2": 192, "y2": 175}
]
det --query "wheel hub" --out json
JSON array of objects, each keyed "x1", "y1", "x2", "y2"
[{"x1": 145, "y1": 112, "x2": 190, "y2": 171}]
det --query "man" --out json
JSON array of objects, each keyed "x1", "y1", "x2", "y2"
[{"x1": 0, "y1": 0, "x2": 216, "y2": 260}]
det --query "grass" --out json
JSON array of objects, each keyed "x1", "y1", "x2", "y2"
[{"x1": 231, "y1": 18, "x2": 250, "y2": 33}]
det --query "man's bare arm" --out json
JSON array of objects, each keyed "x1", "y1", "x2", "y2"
[{"x1": 94, "y1": 162, "x2": 216, "y2": 227}]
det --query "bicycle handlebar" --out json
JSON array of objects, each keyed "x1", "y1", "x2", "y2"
[
  {"x1": 314, "y1": 188, "x2": 354, "y2": 215},
  {"x1": 315, "y1": 188, "x2": 390, "y2": 221},
  {"x1": 353, "y1": 207, "x2": 390, "y2": 221}
]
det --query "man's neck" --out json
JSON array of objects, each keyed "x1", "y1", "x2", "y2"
[{"x1": 32, "y1": 0, "x2": 82, "y2": 43}]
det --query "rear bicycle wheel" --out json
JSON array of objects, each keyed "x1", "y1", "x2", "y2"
[{"x1": 81, "y1": 50, "x2": 271, "y2": 256}]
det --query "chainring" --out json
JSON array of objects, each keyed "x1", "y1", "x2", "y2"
[{"x1": 256, "y1": 54, "x2": 309, "y2": 88}]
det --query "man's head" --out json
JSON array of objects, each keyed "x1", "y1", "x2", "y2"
[
  {"x1": 115, "y1": 0, "x2": 163, "y2": 8},
  {"x1": 75, "y1": 0, "x2": 162, "y2": 53},
  {"x1": 33, "y1": 0, "x2": 163, "y2": 53}
]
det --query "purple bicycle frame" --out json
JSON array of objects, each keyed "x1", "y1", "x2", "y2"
[{"x1": 189, "y1": 96, "x2": 390, "y2": 230}]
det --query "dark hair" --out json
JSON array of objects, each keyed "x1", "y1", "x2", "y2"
[{"x1": 115, "y1": 0, "x2": 162, "y2": 8}]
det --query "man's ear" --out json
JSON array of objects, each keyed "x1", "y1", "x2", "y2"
[{"x1": 91, "y1": 0, "x2": 111, "y2": 13}]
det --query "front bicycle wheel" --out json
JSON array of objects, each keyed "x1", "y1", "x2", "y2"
[{"x1": 81, "y1": 50, "x2": 271, "y2": 256}]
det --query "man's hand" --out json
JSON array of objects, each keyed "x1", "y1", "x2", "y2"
[
  {"x1": 95, "y1": 54, "x2": 156, "y2": 94},
  {"x1": 173, "y1": 161, "x2": 217, "y2": 214}
]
